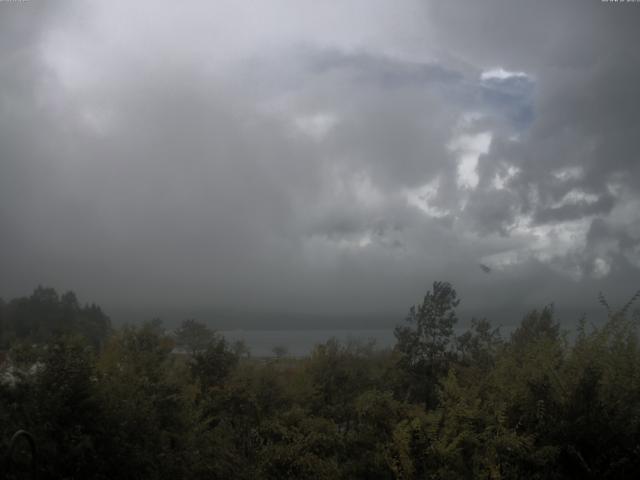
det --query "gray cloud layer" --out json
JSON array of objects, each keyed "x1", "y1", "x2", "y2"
[{"x1": 1, "y1": 1, "x2": 639, "y2": 324}]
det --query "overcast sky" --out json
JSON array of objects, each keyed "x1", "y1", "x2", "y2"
[{"x1": 1, "y1": 1, "x2": 639, "y2": 325}]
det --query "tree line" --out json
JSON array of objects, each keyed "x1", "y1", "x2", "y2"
[{"x1": 1, "y1": 282, "x2": 640, "y2": 479}]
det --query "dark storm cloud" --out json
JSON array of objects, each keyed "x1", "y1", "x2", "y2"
[
  {"x1": 534, "y1": 193, "x2": 616, "y2": 225},
  {"x1": 427, "y1": 1, "x2": 640, "y2": 274},
  {"x1": 309, "y1": 49, "x2": 464, "y2": 88},
  {"x1": 1, "y1": 0, "x2": 639, "y2": 325},
  {"x1": 459, "y1": 188, "x2": 520, "y2": 236}
]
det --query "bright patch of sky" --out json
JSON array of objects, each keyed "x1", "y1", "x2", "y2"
[
  {"x1": 405, "y1": 177, "x2": 449, "y2": 218},
  {"x1": 552, "y1": 189, "x2": 600, "y2": 208},
  {"x1": 481, "y1": 67, "x2": 529, "y2": 81},
  {"x1": 592, "y1": 257, "x2": 611, "y2": 279},
  {"x1": 493, "y1": 165, "x2": 519, "y2": 190},
  {"x1": 553, "y1": 166, "x2": 584, "y2": 182},
  {"x1": 481, "y1": 215, "x2": 593, "y2": 279},
  {"x1": 294, "y1": 112, "x2": 339, "y2": 141},
  {"x1": 449, "y1": 132, "x2": 492, "y2": 189}
]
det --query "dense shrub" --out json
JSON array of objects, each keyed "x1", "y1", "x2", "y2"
[{"x1": 1, "y1": 284, "x2": 639, "y2": 479}]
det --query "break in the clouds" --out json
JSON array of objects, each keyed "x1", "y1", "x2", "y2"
[{"x1": 1, "y1": 0, "x2": 639, "y2": 322}]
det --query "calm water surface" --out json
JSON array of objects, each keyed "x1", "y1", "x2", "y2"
[{"x1": 220, "y1": 329, "x2": 395, "y2": 357}]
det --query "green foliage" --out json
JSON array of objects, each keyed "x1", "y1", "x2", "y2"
[
  {"x1": 94, "y1": 323, "x2": 197, "y2": 479},
  {"x1": 257, "y1": 407, "x2": 342, "y2": 480},
  {"x1": 272, "y1": 345, "x2": 289, "y2": 359},
  {"x1": 2, "y1": 284, "x2": 640, "y2": 479},
  {"x1": 190, "y1": 335, "x2": 239, "y2": 393},
  {"x1": 456, "y1": 317, "x2": 502, "y2": 371},
  {"x1": 33, "y1": 336, "x2": 104, "y2": 478},
  {"x1": 394, "y1": 281, "x2": 459, "y2": 407},
  {"x1": 174, "y1": 318, "x2": 215, "y2": 355},
  {"x1": 510, "y1": 305, "x2": 561, "y2": 352},
  {"x1": 0, "y1": 286, "x2": 110, "y2": 349}
]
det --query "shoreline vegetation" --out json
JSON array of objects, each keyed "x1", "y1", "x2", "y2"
[{"x1": 2, "y1": 282, "x2": 640, "y2": 479}]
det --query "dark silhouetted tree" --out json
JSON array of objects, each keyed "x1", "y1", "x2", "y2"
[
  {"x1": 394, "y1": 281, "x2": 459, "y2": 408},
  {"x1": 174, "y1": 318, "x2": 214, "y2": 355}
]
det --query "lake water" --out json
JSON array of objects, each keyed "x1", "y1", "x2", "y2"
[
  {"x1": 220, "y1": 329, "x2": 396, "y2": 357},
  {"x1": 220, "y1": 324, "x2": 522, "y2": 357}
]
